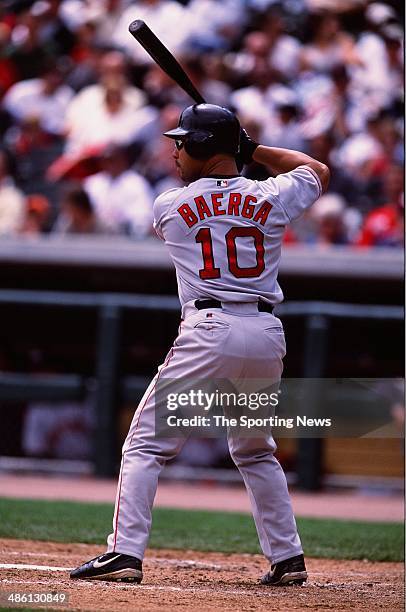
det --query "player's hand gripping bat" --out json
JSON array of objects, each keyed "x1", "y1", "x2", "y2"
[{"x1": 128, "y1": 20, "x2": 206, "y2": 104}]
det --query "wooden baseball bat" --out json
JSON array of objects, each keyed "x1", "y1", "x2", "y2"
[{"x1": 128, "y1": 20, "x2": 206, "y2": 104}]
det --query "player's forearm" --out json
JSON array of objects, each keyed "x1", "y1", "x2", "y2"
[
  {"x1": 253, "y1": 145, "x2": 315, "y2": 173},
  {"x1": 253, "y1": 145, "x2": 330, "y2": 193}
]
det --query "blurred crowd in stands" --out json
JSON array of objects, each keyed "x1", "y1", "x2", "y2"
[{"x1": 0, "y1": 0, "x2": 403, "y2": 246}]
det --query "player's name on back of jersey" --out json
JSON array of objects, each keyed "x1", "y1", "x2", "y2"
[{"x1": 177, "y1": 192, "x2": 272, "y2": 229}]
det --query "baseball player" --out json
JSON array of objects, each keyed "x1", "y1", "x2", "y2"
[{"x1": 71, "y1": 104, "x2": 329, "y2": 586}]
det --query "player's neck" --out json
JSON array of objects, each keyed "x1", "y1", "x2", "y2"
[{"x1": 199, "y1": 156, "x2": 239, "y2": 178}]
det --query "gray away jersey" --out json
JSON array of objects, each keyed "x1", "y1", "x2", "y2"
[{"x1": 153, "y1": 165, "x2": 322, "y2": 306}]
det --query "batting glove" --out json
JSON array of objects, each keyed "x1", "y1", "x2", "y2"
[{"x1": 237, "y1": 128, "x2": 259, "y2": 168}]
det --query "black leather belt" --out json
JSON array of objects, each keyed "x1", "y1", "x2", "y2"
[{"x1": 195, "y1": 299, "x2": 273, "y2": 314}]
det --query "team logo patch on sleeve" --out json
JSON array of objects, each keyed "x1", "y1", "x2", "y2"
[{"x1": 217, "y1": 180, "x2": 228, "y2": 187}]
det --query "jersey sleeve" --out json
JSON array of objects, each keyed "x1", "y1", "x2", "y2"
[
  {"x1": 153, "y1": 187, "x2": 183, "y2": 240},
  {"x1": 262, "y1": 165, "x2": 323, "y2": 223}
]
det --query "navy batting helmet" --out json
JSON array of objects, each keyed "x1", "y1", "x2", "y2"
[{"x1": 163, "y1": 104, "x2": 240, "y2": 160}]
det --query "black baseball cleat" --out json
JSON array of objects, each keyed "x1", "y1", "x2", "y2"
[
  {"x1": 70, "y1": 552, "x2": 143, "y2": 583},
  {"x1": 260, "y1": 553, "x2": 307, "y2": 586}
]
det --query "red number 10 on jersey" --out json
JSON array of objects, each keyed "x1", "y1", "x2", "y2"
[{"x1": 195, "y1": 227, "x2": 265, "y2": 279}]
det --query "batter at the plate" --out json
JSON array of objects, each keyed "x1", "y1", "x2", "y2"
[{"x1": 71, "y1": 103, "x2": 330, "y2": 586}]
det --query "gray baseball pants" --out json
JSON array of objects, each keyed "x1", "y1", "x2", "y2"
[{"x1": 107, "y1": 300, "x2": 303, "y2": 564}]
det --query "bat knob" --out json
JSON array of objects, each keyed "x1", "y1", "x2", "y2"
[{"x1": 129, "y1": 20, "x2": 145, "y2": 34}]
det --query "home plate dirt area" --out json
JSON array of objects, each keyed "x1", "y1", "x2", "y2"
[{"x1": 0, "y1": 540, "x2": 404, "y2": 611}]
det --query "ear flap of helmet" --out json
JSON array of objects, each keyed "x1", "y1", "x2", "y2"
[{"x1": 184, "y1": 131, "x2": 215, "y2": 159}]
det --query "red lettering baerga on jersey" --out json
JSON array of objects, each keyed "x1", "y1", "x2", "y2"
[
  {"x1": 211, "y1": 193, "x2": 226, "y2": 216},
  {"x1": 194, "y1": 195, "x2": 213, "y2": 221},
  {"x1": 177, "y1": 193, "x2": 272, "y2": 228},
  {"x1": 253, "y1": 201, "x2": 273, "y2": 226},
  {"x1": 227, "y1": 192, "x2": 241, "y2": 215},
  {"x1": 177, "y1": 203, "x2": 198, "y2": 228},
  {"x1": 241, "y1": 194, "x2": 257, "y2": 219}
]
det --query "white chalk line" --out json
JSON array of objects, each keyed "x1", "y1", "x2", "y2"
[
  {"x1": 0, "y1": 578, "x2": 278, "y2": 598},
  {"x1": 0, "y1": 554, "x2": 236, "y2": 571},
  {"x1": 5, "y1": 552, "x2": 57, "y2": 557},
  {"x1": 0, "y1": 557, "x2": 390, "y2": 579},
  {"x1": 0, "y1": 562, "x2": 225, "y2": 572},
  {"x1": 1, "y1": 564, "x2": 71, "y2": 571}
]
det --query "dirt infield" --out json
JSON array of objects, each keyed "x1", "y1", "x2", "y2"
[{"x1": 0, "y1": 539, "x2": 404, "y2": 611}]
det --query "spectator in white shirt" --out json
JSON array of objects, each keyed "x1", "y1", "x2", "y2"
[
  {"x1": 354, "y1": 11, "x2": 403, "y2": 116},
  {"x1": 2, "y1": 59, "x2": 73, "y2": 136},
  {"x1": 65, "y1": 51, "x2": 157, "y2": 154},
  {"x1": 230, "y1": 43, "x2": 281, "y2": 130},
  {"x1": 185, "y1": 0, "x2": 246, "y2": 52},
  {"x1": 300, "y1": 12, "x2": 360, "y2": 74},
  {"x1": 84, "y1": 145, "x2": 154, "y2": 238},
  {"x1": 261, "y1": 88, "x2": 305, "y2": 151},
  {"x1": 0, "y1": 149, "x2": 25, "y2": 236},
  {"x1": 261, "y1": 6, "x2": 302, "y2": 80}
]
